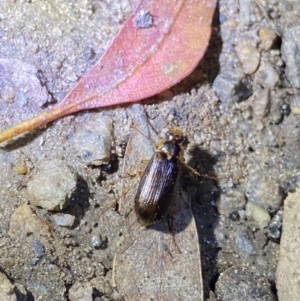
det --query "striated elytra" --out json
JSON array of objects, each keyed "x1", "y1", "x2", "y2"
[{"x1": 134, "y1": 128, "x2": 184, "y2": 225}]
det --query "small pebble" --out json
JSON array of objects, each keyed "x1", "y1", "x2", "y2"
[
  {"x1": 53, "y1": 213, "x2": 75, "y2": 227},
  {"x1": 236, "y1": 227, "x2": 256, "y2": 254},
  {"x1": 212, "y1": 69, "x2": 253, "y2": 104},
  {"x1": 90, "y1": 235, "x2": 101, "y2": 248},
  {"x1": 0, "y1": 58, "x2": 49, "y2": 107},
  {"x1": 0, "y1": 84, "x2": 16, "y2": 102},
  {"x1": 16, "y1": 90, "x2": 27, "y2": 107},
  {"x1": 245, "y1": 202, "x2": 271, "y2": 229},
  {"x1": 29, "y1": 258, "x2": 40, "y2": 266},
  {"x1": 89, "y1": 277, "x2": 113, "y2": 297},
  {"x1": 254, "y1": 62, "x2": 279, "y2": 88},
  {"x1": 68, "y1": 278, "x2": 116, "y2": 301},
  {"x1": 235, "y1": 42, "x2": 260, "y2": 75},
  {"x1": 267, "y1": 209, "x2": 282, "y2": 241},
  {"x1": 13, "y1": 162, "x2": 27, "y2": 175},
  {"x1": 256, "y1": 255, "x2": 268, "y2": 269},
  {"x1": 26, "y1": 159, "x2": 77, "y2": 211},
  {"x1": 251, "y1": 88, "x2": 270, "y2": 119},
  {"x1": 246, "y1": 176, "x2": 283, "y2": 213},
  {"x1": 68, "y1": 282, "x2": 93, "y2": 301},
  {"x1": 238, "y1": 209, "x2": 246, "y2": 219},
  {"x1": 216, "y1": 189, "x2": 246, "y2": 216},
  {"x1": 0, "y1": 257, "x2": 16, "y2": 269},
  {"x1": 32, "y1": 239, "x2": 44, "y2": 257},
  {"x1": 259, "y1": 28, "x2": 277, "y2": 51},
  {"x1": 72, "y1": 116, "x2": 113, "y2": 166}
]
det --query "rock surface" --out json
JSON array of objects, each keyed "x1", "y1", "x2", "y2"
[
  {"x1": 277, "y1": 189, "x2": 300, "y2": 301},
  {"x1": 281, "y1": 27, "x2": 300, "y2": 88},
  {"x1": 215, "y1": 267, "x2": 275, "y2": 301}
]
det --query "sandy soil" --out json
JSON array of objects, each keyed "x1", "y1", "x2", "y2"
[{"x1": 0, "y1": 0, "x2": 299, "y2": 300}]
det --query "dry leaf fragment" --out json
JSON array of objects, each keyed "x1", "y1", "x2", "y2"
[{"x1": 0, "y1": 0, "x2": 217, "y2": 143}]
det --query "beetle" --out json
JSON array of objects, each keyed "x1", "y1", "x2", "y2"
[{"x1": 134, "y1": 128, "x2": 185, "y2": 225}]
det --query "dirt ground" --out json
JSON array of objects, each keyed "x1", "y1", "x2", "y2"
[{"x1": 0, "y1": 0, "x2": 299, "y2": 300}]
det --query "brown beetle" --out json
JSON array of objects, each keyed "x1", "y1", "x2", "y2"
[{"x1": 134, "y1": 128, "x2": 184, "y2": 225}]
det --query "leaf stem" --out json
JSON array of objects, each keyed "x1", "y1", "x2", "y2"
[{"x1": 0, "y1": 105, "x2": 69, "y2": 143}]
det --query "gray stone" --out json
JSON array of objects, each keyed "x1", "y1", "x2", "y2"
[
  {"x1": 68, "y1": 282, "x2": 93, "y2": 301},
  {"x1": 267, "y1": 209, "x2": 282, "y2": 241},
  {"x1": 32, "y1": 239, "x2": 44, "y2": 258},
  {"x1": 213, "y1": 68, "x2": 253, "y2": 104},
  {"x1": 281, "y1": 27, "x2": 300, "y2": 89},
  {"x1": 246, "y1": 176, "x2": 283, "y2": 214},
  {"x1": 216, "y1": 267, "x2": 275, "y2": 301},
  {"x1": 72, "y1": 116, "x2": 113, "y2": 166},
  {"x1": 68, "y1": 278, "x2": 115, "y2": 301},
  {"x1": 90, "y1": 235, "x2": 101, "y2": 249},
  {"x1": 53, "y1": 213, "x2": 75, "y2": 227},
  {"x1": 89, "y1": 277, "x2": 113, "y2": 298},
  {"x1": 254, "y1": 62, "x2": 279, "y2": 89},
  {"x1": 216, "y1": 189, "x2": 246, "y2": 215},
  {"x1": 26, "y1": 159, "x2": 77, "y2": 211},
  {"x1": 0, "y1": 58, "x2": 49, "y2": 108},
  {"x1": 236, "y1": 227, "x2": 256, "y2": 254}
]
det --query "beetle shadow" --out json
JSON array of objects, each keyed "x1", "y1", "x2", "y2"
[
  {"x1": 145, "y1": 144, "x2": 220, "y2": 298},
  {"x1": 184, "y1": 144, "x2": 220, "y2": 299},
  {"x1": 60, "y1": 176, "x2": 90, "y2": 228}
]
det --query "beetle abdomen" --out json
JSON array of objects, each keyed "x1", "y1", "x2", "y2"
[{"x1": 134, "y1": 151, "x2": 180, "y2": 225}]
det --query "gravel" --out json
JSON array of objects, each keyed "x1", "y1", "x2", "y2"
[{"x1": 0, "y1": 0, "x2": 299, "y2": 300}]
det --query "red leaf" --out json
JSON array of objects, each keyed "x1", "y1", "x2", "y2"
[{"x1": 0, "y1": 0, "x2": 216, "y2": 143}]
